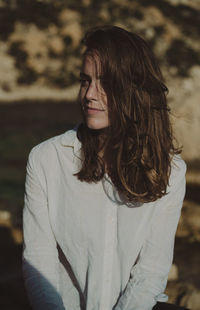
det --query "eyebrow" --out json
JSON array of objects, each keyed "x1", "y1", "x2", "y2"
[
  {"x1": 80, "y1": 72, "x2": 90, "y2": 78},
  {"x1": 80, "y1": 72, "x2": 103, "y2": 80}
]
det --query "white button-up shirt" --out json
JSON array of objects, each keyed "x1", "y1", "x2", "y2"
[{"x1": 23, "y1": 128, "x2": 186, "y2": 310}]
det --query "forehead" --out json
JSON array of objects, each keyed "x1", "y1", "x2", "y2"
[{"x1": 81, "y1": 53, "x2": 102, "y2": 77}]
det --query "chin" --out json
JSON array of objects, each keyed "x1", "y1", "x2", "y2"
[
  {"x1": 86, "y1": 120, "x2": 109, "y2": 130},
  {"x1": 87, "y1": 124, "x2": 107, "y2": 130}
]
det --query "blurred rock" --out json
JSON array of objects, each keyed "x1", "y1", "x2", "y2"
[
  {"x1": 65, "y1": 55, "x2": 82, "y2": 77},
  {"x1": 0, "y1": 83, "x2": 80, "y2": 101},
  {"x1": 168, "y1": 73, "x2": 200, "y2": 161},
  {"x1": 48, "y1": 24, "x2": 59, "y2": 36},
  {"x1": 10, "y1": 23, "x2": 48, "y2": 59},
  {"x1": 0, "y1": 51, "x2": 18, "y2": 91},
  {"x1": 9, "y1": 22, "x2": 49, "y2": 74},
  {"x1": 180, "y1": 289, "x2": 200, "y2": 310},
  {"x1": 177, "y1": 200, "x2": 200, "y2": 241},
  {"x1": 49, "y1": 36, "x2": 65, "y2": 55},
  {"x1": 99, "y1": 6, "x2": 111, "y2": 22},
  {"x1": 0, "y1": 210, "x2": 11, "y2": 226},
  {"x1": 82, "y1": 0, "x2": 92, "y2": 7},
  {"x1": 0, "y1": 210, "x2": 22, "y2": 244},
  {"x1": 166, "y1": 282, "x2": 196, "y2": 306},
  {"x1": 59, "y1": 9, "x2": 82, "y2": 48},
  {"x1": 186, "y1": 171, "x2": 200, "y2": 184},
  {"x1": 168, "y1": 264, "x2": 179, "y2": 281},
  {"x1": 143, "y1": 6, "x2": 164, "y2": 27},
  {"x1": 168, "y1": 0, "x2": 200, "y2": 9},
  {"x1": 11, "y1": 227, "x2": 23, "y2": 244}
]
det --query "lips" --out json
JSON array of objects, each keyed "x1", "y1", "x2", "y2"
[{"x1": 86, "y1": 106, "x2": 105, "y2": 112}]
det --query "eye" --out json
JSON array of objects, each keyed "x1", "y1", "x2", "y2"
[{"x1": 79, "y1": 78, "x2": 89, "y2": 87}]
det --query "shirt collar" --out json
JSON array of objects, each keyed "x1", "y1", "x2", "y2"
[{"x1": 60, "y1": 126, "x2": 82, "y2": 157}]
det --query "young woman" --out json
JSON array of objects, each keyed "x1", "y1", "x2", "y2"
[{"x1": 23, "y1": 26, "x2": 187, "y2": 310}]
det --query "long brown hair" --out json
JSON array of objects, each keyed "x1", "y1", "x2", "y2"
[{"x1": 75, "y1": 25, "x2": 181, "y2": 203}]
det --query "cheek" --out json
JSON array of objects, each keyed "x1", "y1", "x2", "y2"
[
  {"x1": 99, "y1": 93, "x2": 108, "y2": 110},
  {"x1": 100, "y1": 111, "x2": 109, "y2": 125},
  {"x1": 80, "y1": 87, "x2": 86, "y2": 101}
]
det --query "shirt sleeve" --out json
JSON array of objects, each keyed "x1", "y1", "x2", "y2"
[
  {"x1": 23, "y1": 147, "x2": 65, "y2": 310},
  {"x1": 113, "y1": 158, "x2": 186, "y2": 310}
]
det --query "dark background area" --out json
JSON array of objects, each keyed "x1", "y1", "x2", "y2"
[{"x1": 0, "y1": 101, "x2": 81, "y2": 309}]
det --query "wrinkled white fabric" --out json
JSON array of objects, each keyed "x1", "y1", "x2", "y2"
[{"x1": 23, "y1": 128, "x2": 186, "y2": 310}]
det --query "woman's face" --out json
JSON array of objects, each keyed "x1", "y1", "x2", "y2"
[{"x1": 80, "y1": 53, "x2": 109, "y2": 130}]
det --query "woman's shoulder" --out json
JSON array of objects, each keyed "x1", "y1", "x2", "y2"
[
  {"x1": 168, "y1": 154, "x2": 187, "y2": 193},
  {"x1": 153, "y1": 155, "x2": 186, "y2": 210},
  {"x1": 27, "y1": 127, "x2": 78, "y2": 163}
]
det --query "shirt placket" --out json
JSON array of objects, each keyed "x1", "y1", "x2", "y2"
[{"x1": 100, "y1": 199, "x2": 117, "y2": 310}]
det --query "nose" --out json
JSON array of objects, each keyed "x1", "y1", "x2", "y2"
[{"x1": 85, "y1": 82, "x2": 98, "y2": 101}]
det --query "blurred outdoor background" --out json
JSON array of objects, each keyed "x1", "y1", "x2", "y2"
[{"x1": 0, "y1": 0, "x2": 200, "y2": 309}]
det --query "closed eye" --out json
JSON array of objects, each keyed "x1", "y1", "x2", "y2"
[
  {"x1": 79, "y1": 72, "x2": 91, "y2": 87},
  {"x1": 79, "y1": 78, "x2": 89, "y2": 87}
]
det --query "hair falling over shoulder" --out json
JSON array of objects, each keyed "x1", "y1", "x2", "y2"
[{"x1": 75, "y1": 25, "x2": 181, "y2": 203}]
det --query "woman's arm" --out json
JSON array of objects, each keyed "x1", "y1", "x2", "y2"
[
  {"x1": 114, "y1": 159, "x2": 186, "y2": 310},
  {"x1": 23, "y1": 147, "x2": 65, "y2": 310}
]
